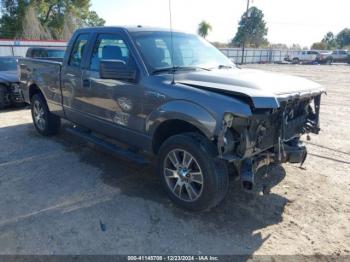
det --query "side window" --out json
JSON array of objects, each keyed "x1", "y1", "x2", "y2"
[
  {"x1": 32, "y1": 50, "x2": 40, "y2": 58},
  {"x1": 69, "y1": 34, "x2": 90, "y2": 67},
  {"x1": 90, "y1": 34, "x2": 130, "y2": 71}
]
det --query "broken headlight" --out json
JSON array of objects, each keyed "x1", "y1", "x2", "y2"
[{"x1": 219, "y1": 113, "x2": 249, "y2": 156}]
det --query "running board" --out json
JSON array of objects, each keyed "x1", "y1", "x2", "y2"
[{"x1": 66, "y1": 127, "x2": 150, "y2": 166}]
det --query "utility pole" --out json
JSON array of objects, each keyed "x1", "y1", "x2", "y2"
[{"x1": 241, "y1": 0, "x2": 250, "y2": 64}]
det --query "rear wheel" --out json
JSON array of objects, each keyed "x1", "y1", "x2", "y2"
[
  {"x1": 292, "y1": 58, "x2": 300, "y2": 64},
  {"x1": 157, "y1": 133, "x2": 229, "y2": 211},
  {"x1": 31, "y1": 93, "x2": 61, "y2": 136}
]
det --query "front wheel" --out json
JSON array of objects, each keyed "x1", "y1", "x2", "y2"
[
  {"x1": 31, "y1": 93, "x2": 61, "y2": 136},
  {"x1": 326, "y1": 58, "x2": 333, "y2": 65},
  {"x1": 157, "y1": 133, "x2": 229, "y2": 211}
]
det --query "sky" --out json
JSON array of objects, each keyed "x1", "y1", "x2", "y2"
[{"x1": 90, "y1": 0, "x2": 349, "y2": 47}]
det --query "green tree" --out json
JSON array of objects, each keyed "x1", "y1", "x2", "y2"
[
  {"x1": 290, "y1": 43, "x2": 302, "y2": 50},
  {"x1": 0, "y1": 0, "x2": 105, "y2": 39},
  {"x1": 311, "y1": 42, "x2": 327, "y2": 50},
  {"x1": 336, "y1": 28, "x2": 350, "y2": 48},
  {"x1": 232, "y1": 6, "x2": 268, "y2": 48},
  {"x1": 0, "y1": 0, "x2": 27, "y2": 38},
  {"x1": 83, "y1": 11, "x2": 106, "y2": 28},
  {"x1": 22, "y1": 5, "x2": 52, "y2": 39},
  {"x1": 197, "y1": 21, "x2": 212, "y2": 39},
  {"x1": 322, "y1": 32, "x2": 338, "y2": 49}
]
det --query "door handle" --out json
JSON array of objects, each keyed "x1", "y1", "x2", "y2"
[{"x1": 83, "y1": 79, "x2": 91, "y2": 88}]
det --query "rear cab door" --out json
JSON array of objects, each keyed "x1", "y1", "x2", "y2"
[{"x1": 61, "y1": 32, "x2": 93, "y2": 120}]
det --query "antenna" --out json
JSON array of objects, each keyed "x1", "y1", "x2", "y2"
[{"x1": 169, "y1": 0, "x2": 176, "y2": 85}]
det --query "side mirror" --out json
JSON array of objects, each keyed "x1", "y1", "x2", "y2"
[{"x1": 100, "y1": 60, "x2": 137, "y2": 81}]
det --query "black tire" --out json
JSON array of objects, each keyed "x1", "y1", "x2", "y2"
[
  {"x1": 157, "y1": 132, "x2": 229, "y2": 211},
  {"x1": 0, "y1": 84, "x2": 7, "y2": 110},
  {"x1": 292, "y1": 58, "x2": 300, "y2": 64},
  {"x1": 326, "y1": 58, "x2": 333, "y2": 65},
  {"x1": 31, "y1": 93, "x2": 61, "y2": 136}
]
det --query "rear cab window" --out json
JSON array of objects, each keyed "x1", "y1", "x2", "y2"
[{"x1": 68, "y1": 34, "x2": 90, "y2": 67}]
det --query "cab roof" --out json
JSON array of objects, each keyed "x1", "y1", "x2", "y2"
[{"x1": 76, "y1": 26, "x2": 187, "y2": 34}]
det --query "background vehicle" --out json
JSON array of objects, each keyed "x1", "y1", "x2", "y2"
[
  {"x1": 316, "y1": 51, "x2": 333, "y2": 64},
  {"x1": 290, "y1": 50, "x2": 318, "y2": 64},
  {"x1": 25, "y1": 47, "x2": 66, "y2": 62},
  {"x1": 330, "y1": 50, "x2": 349, "y2": 63},
  {"x1": 19, "y1": 27, "x2": 324, "y2": 211},
  {"x1": 0, "y1": 56, "x2": 25, "y2": 109},
  {"x1": 290, "y1": 50, "x2": 332, "y2": 64}
]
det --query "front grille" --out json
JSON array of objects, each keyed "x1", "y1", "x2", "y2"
[
  {"x1": 252, "y1": 98, "x2": 310, "y2": 151},
  {"x1": 283, "y1": 114, "x2": 307, "y2": 140}
]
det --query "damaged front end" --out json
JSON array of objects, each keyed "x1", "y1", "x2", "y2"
[{"x1": 217, "y1": 94, "x2": 322, "y2": 191}]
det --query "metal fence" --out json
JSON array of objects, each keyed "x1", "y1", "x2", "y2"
[{"x1": 220, "y1": 48, "x2": 302, "y2": 64}]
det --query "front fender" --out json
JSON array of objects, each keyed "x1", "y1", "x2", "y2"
[{"x1": 146, "y1": 100, "x2": 217, "y2": 139}]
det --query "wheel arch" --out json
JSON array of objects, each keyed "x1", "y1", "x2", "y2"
[
  {"x1": 148, "y1": 100, "x2": 218, "y2": 154},
  {"x1": 29, "y1": 83, "x2": 44, "y2": 102}
]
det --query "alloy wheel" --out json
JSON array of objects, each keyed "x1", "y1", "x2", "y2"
[
  {"x1": 163, "y1": 149, "x2": 204, "y2": 202},
  {"x1": 33, "y1": 100, "x2": 46, "y2": 131}
]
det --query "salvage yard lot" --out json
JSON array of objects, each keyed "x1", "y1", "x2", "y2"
[{"x1": 0, "y1": 64, "x2": 349, "y2": 255}]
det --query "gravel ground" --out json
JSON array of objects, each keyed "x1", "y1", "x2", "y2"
[{"x1": 0, "y1": 64, "x2": 349, "y2": 256}]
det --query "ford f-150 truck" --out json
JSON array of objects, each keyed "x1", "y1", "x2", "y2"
[{"x1": 19, "y1": 27, "x2": 325, "y2": 211}]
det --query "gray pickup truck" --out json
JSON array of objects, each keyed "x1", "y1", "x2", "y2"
[{"x1": 19, "y1": 26, "x2": 325, "y2": 211}]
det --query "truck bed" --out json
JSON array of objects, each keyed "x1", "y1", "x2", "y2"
[{"x1": 19, "y1": 58, "x2": 62, "y2": 106}]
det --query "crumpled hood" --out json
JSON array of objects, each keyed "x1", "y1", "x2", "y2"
[
  {"x1": 0, "y1": 70, "x2": 19, "y2": 84},
  {"x1": 178, "y1": 68, "x2": 325, "y2": 108}
]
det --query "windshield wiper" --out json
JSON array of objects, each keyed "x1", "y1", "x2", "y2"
[{"x1": 151, "y1": 66, "x2": 210, "y2": 75}]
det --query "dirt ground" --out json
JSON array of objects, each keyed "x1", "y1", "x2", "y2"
[{"x1": 0, "y1": 64, "x2": 349, "y2": 256}]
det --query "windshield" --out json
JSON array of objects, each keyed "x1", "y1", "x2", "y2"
[
  {"x1": 131, "y1": 31, "x2": 234, "y2": 72},
  {"x1": 0, "y1": 58, "x2": 17, "y2": 71},
  {"x1": 47, "y1": 50, "x2": 65, "y2": 58}
]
